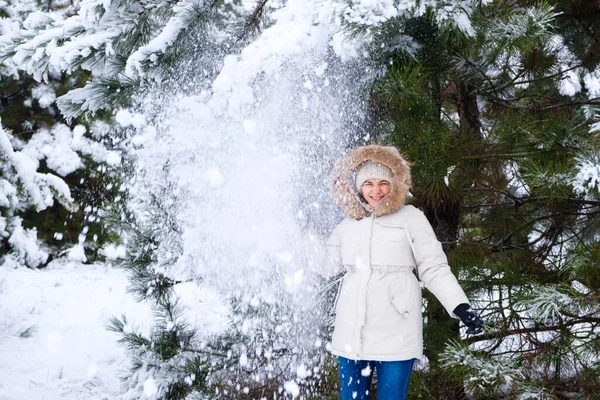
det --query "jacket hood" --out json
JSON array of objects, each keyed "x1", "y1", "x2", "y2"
[{"x1": 330, "y1": 145, "x2": 412, "y2": 220}]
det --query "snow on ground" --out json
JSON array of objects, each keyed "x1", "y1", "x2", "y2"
[{"x1": 0, "y1": 260, "x2": 152, "y2": 400}]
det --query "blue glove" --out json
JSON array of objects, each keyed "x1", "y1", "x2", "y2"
[{"x1": 453, "y1": 303, "x2": 484, "y2": 335}]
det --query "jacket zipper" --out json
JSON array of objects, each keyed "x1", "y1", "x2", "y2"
[{"x1": 357, "y1": 215, "x2": 376, "y2": 358}]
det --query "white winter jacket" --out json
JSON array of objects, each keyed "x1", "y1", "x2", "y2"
[{"x1": 322, "y1": 145, "x2": 469, "y2": 361}]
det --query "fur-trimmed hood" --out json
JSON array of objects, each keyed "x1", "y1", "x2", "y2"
[{"x1": 330, "y1": 145, "x2": 412, "y2": 220}]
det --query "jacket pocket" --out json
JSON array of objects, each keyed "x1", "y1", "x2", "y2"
[
  {"x1": 372, "y1": 222, "x2": 407, "y2": 243},
  {"x1": 388, "y1": 275, "x2": 418, "y2": 319},
  {"x1": 371, "y1": 222, "x2": 416, "y2": 267},
  {"x1": 389, "y1": 293, "x2": 411, "y2": 319}
]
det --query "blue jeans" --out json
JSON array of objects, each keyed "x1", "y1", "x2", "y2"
[{"x1": 339, "y1": 356, "x2": 414, "y2": 400}]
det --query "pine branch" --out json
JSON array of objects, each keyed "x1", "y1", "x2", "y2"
[
  {"x1": 462, "y1": 186, "x2": 600, "y2": 207},
  {"x1": 237, "y1": 0, "x2": 269, "y2": 40},
  {"x1": 465, "y1": 317, "x2": 600, "y2": 345},
  {"x1": 489, "y1": 96, "x2": 600, "y2": 111},
  {"x1": 487, "y1": 63, "x2": 584, "y2": 95},
  {"x1": 460, "y1": 150, "x2": 562, "y2": 159},
  {"x1": 544, "y1": 98, "x2": 600, "y2": 109}
]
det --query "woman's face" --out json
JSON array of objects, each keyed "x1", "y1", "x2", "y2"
[{"x1": 361, "y1": 178, "x2": 391, "y2": 208}]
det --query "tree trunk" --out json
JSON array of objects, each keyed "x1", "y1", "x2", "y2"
[{"x1": 421, "y1": 77, "x2": 482, "y2": 399}]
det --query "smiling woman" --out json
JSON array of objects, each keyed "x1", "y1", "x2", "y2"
[{"x1": 318, "y1": 145, "x2": 485, "y2": 400}]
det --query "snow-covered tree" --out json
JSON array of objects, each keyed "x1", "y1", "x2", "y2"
[
  {"x1": 368, "y1": 0, "x2": 600, "y2": 397},
  {"x1": 0, "y1": 0, "x2": 127, "y2": 266},
  {"x1": 0, "y1": 120, "x2": 71, "y2": 267}
]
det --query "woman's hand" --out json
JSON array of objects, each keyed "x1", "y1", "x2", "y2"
[{"x1": 453, "y1": 303, "x2": 485, "y2": 335}]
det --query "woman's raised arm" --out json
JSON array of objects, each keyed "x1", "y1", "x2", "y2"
[{"x1": 303, "y1": 222, "x2": 343, "y2": 278}]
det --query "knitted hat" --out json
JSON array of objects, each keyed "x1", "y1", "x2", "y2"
[{"x1": 355, "y1": 161, "x2": 394, "y2": 190}]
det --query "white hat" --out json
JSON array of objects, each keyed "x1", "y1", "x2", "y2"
[{"x1": 355, "y1": 161, "x2": 393, "y2": 190}]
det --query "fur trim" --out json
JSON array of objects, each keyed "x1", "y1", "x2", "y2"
[{"x1": 329, "y1": 145, "x2": 412, "y2": 220}]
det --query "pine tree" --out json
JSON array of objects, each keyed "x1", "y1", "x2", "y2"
[
  {"x1": 0, "y1": 0, "x2": 122, "y2": 266},
  {"x1": 0, "y1": 0, "x2": 257, "y2": 269},
  {"x1": 368, "y1": 0, "x2": 600, "y2": 397}
]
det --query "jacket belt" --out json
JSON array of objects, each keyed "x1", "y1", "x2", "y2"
[
  {"x1": 372, "y1": 265, "x2": 415, "y2": 273},
  {"x1": 344, "y1": 265, "x2": 415, "y2": 273}
]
